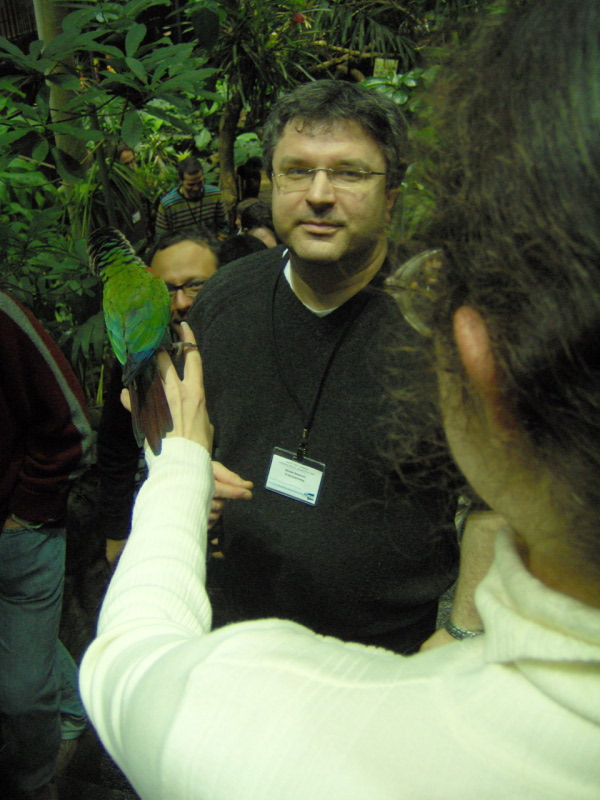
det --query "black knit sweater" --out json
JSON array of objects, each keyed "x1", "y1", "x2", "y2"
[{"x1": 188, "y1": 247, "x2": 458, "y2": 651}]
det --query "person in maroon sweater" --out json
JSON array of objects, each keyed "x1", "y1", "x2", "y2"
[{"x1": 0, "y1": 292, "x2": 92, "y2": 799}]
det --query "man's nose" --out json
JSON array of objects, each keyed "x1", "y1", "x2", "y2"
[
  {"x1": 304, "y1": 169, "x2": 336, "y2": 204},
  {"x1": 172, "y1": 289, "x2": 193, "y2": 311}
]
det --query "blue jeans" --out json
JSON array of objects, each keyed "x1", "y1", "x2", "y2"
[{"x1": 0, "y1": 524, "x2": 86, "y2": 793}]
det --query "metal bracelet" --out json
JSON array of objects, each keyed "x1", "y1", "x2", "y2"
[{"x1": 444, "y1": 620, "x2": 484, "y2": 640}]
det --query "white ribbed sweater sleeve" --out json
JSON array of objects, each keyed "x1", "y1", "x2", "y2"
[
  {"x1": 79, "y1": 438, "x2": 600, "y2": 800},
  {"x1": 80, "y1": 439, "x2": 215, "y2": 773},
  {"x1": 97, "y1": 437, "x2": 214, "y2": 637}
]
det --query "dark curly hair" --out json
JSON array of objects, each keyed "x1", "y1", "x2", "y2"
[
  {"x1": 262, "y1": 79, "x2": 408, "y2": 191},
  {"x1": 146, "y1": 228, "x2": 219, "y2": 266},
  {"x1": 421, "y1": 0, "x2": 600, "y2": 560}
]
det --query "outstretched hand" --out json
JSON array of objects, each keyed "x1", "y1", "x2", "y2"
[
  {"x1": 154, "y1": 321, "x2": 213, "y2": 453},
  {"x1": 122, "y1": 323, "x2": 252, "y2": 532},
  {"x1": 209, "y1": 461, "x2": 253, "y2": 530}
]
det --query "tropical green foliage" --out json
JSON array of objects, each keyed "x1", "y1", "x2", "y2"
[
  {"x1": 0, "y1": 1, "x2": 217, "y2": 178},
  {"x1": 0, "y1": 0, "x2": 218, "y2": 401},
  {"x1": 363, "y1": 65, "x2": 443, "y2": 242},
  {"x1": 0, "y1": 0, "x2": 492, "y2": 404}
]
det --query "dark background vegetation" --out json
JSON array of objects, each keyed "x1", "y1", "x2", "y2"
[{"x1": 0, "y1": 0, "x2": 491, "y2": 406}]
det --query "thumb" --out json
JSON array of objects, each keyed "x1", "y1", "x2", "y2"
[{"x1": 212, "y1": 460, "x2": 253, "y2": 488}]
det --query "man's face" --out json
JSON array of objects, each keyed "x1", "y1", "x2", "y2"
[
  {"x1": 151, "y1": 240, "x2": 217, "y2": 329},
  {"x1": 181, "y1": 170, "x2": 204, "y2": 200},
  {"x1": 271, "y1": 119, "x2": 397, "y2": 274}
]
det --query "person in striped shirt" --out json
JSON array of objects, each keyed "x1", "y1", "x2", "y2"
[{"x1": 155, "y1": 157, "x2": 229, "y2": 240}]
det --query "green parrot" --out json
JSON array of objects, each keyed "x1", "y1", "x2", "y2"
[{"x1": 89, "y1": 226, "x2": 173, "y2": 455}]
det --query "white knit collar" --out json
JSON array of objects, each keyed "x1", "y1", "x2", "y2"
[{"x1": 282, "y1": 258, "x2": 338, "y2": 317}]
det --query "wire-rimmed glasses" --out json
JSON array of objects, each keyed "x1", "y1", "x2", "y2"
[
  {"x1": 385, "y1": 249, "x2": 444, "y2": 337},
  {"x1": 272, "y1": 167, "x2": 386, "y2": 192}
]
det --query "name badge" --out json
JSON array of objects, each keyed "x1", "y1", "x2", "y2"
[{"x1": 265, "y1": 447, "x2": 325, "y2": 506}]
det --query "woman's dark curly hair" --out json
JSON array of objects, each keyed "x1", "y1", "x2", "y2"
[{"x1": 422, "y1": 0, "x2": 600, "y2": 558}]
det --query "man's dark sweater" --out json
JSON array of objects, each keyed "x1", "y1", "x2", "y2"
[{"x1": 188, "y1": 247, "x2": 458, "y2": 652}]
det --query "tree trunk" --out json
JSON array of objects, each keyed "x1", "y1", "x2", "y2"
[
  {"x1": 32, "y1": 0, "x2": 87, "y2": 167},
  {"x1": 218, "y1": 90, "x2": 244, "y2": 225}
]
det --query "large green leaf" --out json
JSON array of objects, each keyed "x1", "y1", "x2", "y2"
[
  {"x1": 46, "y1": 73, "x2": 82, "y2": 91},
  {"x1": 32, "y1": 140, "x2": 50, "y2": 163},
  {"x1": 125, "y1": 57, "x2": 147, "y2": 83},
  {"x1": 43, "y1": 30, "x2": 109, "y2": 61},
  {"x1": 144, "y1": 104, "x2": 195, "y2": 134},
  {"x1": 126, "y1": 23, "x2": 147, "y2": 57},
  {"x1": 0, "y1": 35, "x2": 25, "y2": 59},
  {"x1": 35, "y1": 87, "x2": 50, "y2": 121},
  {"x1": 0, "y1": 129, "x2": 31, "y2": 146},
  {"x1": 0, "y1": 169, "x2": 48, "y2": 187},
  {"x1": 29, "y1": 40, "x2": 44, "y2": 59},
  {"x1": 51, "y1": 123, "x2": 104, "y2": 141},
  {"x1": 62, "y1": 8, "x2": 98, "y2": 32},
  {"x1": 194, "y1": 128, "x2": 212, "y2": 151},
  {"x1": 122, "y1": 109, "x2": 143, "y2": 147}
]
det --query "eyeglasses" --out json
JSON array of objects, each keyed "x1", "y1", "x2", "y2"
[
  {"x1": 272, "y1": 167, "x2": 386, "y2": 192},
  {"x1": 385, "y1": 249, "x2": 444, "y2": 337},
  {"x1": 165, "y1": 279, "x2": 207, "y2": 299}
]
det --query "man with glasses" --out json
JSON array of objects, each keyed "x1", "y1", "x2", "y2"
[
  {"x1": 188, "y1": 80, "x2": 459, "y2": 654},
  {"x1": 148, "y1": 230, "x2": 220, "y2": 332},
  {"x1": 155, "y1": 156, "x2": 229, "y2": 240},
  {"x1": 96, "y1": 230, "x2": 251, "y2": 568}
]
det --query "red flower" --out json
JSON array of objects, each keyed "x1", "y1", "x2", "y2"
[{"x1": 292, "y1": 13, "x2": 305, "y2": 23}]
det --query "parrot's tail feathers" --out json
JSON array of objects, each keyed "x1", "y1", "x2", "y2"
[{"x1": 129, "y1": 364, "x2": 173, "y2": 456}]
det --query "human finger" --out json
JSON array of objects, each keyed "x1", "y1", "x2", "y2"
[
  {"x1": 120, "y1": 388, "x2": 132, "y2": 412},
  {"x1": 155, "y1": 342, "x2": 212, "y2": 450},
  {"x1": 213, "y1": 481, "x2": 252, "y2": 501},
  {"x1": 212, "y1": 461, "x2": 254, "y2": 490},
  {"x1": 157, "y1": 349, "x2": 179, "y2": 386},
  {"x1": 210, "y1": 498, "x2": 225, "y2": 515},
  {"x1": 179, "y1": 322, "x2": 202, "y2": 386}
]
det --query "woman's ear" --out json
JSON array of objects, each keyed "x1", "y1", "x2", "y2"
[{"x1": 453, "y1": 306, "x2": 516, "y2": 433}]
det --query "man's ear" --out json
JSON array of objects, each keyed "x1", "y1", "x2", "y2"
[
  {"x1": 385, "y1": 187, "x2": 399, "y2": 218},
  {"x1": 453, "y1": 306, "x2": 516, "y2": 433}
]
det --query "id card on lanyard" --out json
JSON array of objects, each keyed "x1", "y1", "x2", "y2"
[
  {"x1": 264, "y1": 258, "x2": 369, "y2": 506},
  {"x1": 265, "y1": 447, "x2": 325, "y2": 506}
]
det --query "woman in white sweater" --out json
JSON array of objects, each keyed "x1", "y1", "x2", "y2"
[{"x1": 80, "y1": 1, "x2": 600, "y2": 797}]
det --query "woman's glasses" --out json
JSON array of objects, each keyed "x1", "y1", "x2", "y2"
[{"x1": 385, "y1": 249, "x2": 444, "y2": 337}]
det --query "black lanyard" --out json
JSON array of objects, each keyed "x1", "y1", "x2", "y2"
[
  {"x1": 268, "y1": 260, "x2": 370, "y2": 461},
  {"x1": 183, "y1": 190, "x2": 204, "y2": 227}
]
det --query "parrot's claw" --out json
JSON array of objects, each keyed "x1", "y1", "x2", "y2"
[{"x1": 167, "y1": 342, "x2": 199, "y2": 359}]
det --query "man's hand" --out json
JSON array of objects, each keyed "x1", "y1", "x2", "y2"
[
  {"x1": 106, "y1": 538, "x2": 127, "y2": 569},
  {"x1": 420, "y1": 510, "x2": 506, "y2": 653},
  {"x1": 419, "y1": 628, "x2": 455, "y2": 652},
  {"x1": 209, "y1": 461, "x2": 253, "y2": 530}
]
